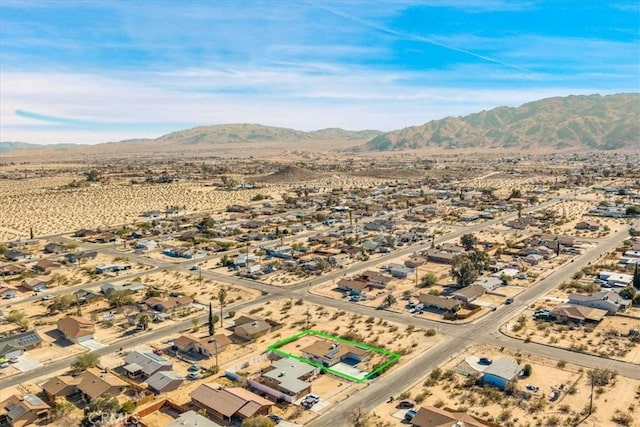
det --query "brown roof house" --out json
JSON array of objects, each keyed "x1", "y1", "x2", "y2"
[
  {"x1": 20, "y1": 276, "x2": 52, "y2": 292},
  {"x1": 411, "y1": 405, "x2": 489, "y2": 427},
  {"x1": 145, "y1": 296, "x2": 193, "y2": 312},
  {"x1": 57, "y1": 316, "x2": 95, "y2": 343},
  {"x1": 190, "y1": 384, "x2": 273, "y2": 423},
  {"x1": 301, "y1": 339, "x2": 371, "y2": 368},
  {"x1": 77, "y1": 368, "x2": 129, "y2": 400},
  {"x1": 233, "y1": 316, "x2": 272, "y2": 341},
  {"x1": 451, "y1": 285, "x2": 486, "y2": 303},
  {"x1": 173, "y1": 334, "x2": 232, "y2": 358},
  {"x1": 0, "y1": 394, "x2": 50, "y2": 427},
  {"x1": 551, "y1": 305, "x2": 607, "y2": 324},
  {"x1": 41, "y1": 375, "x2": 80, "y2": 401},
  {"x1": 418, "y1": 294, "x2": 461, "y2": 313}
]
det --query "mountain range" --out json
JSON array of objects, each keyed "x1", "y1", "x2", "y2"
[{"x1": 1, "y1": 93, "x2": 638, "y2": 155}]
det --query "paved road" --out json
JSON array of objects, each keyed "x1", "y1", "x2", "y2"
[
  {"x1": 4, "y1": 198, "x2": 637, "y2": 426},
  {"x1": 306, "y1": 223, "x2": 637, "y2": 426}
]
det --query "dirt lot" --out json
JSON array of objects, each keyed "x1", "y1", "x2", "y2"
[{"x1": 369, "y1": 345, "x2": 640, "y2": 427}]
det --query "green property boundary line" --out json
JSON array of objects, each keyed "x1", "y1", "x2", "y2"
[{"x1": 267, "y1": 329, "x2": 400, "y2": 383}]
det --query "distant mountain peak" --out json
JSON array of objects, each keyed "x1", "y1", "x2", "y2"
[{"x1": 360, "y1": 93, "x2": 639, "y2": 152}]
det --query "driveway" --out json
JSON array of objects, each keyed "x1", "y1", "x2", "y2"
[
  {"x1": 79, "y1": 339, "x2": 107, "y2": 350},
  {"x1": 13, "y1": 354, "x2": 44, "y2": 372}
]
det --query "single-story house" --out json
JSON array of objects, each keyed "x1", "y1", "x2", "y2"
[
  {"x1": 337, "y1": 278, "x2": 369, "y2": 294},
  {"x1": 62, "y1": 251, "x2": 97, "y2": 264},
  {"x1": 0, "y1": 394, "x2": 50, "y2": 427},
  {"x1": 474, "y1": 276, "x2": 504, "y2": 291},
  {"x1": 57, "y1": 316, "x2": 95, "y2": 343},
  {"x1": 44, "y1": 242, "x2": 66, "y2": 254},
  {"x1": 73, "y1": 288, "x2": 103, "y2": 304},
  {"x1": 575, "y1": 220, "x2": 600, "y2": 231},
  {"x1": 523, "y1": 254, "x2": 544, "y2": 265},
  {"x1": 20, "y1": 276, "x2": 52, "y2": 292},
  {"x1": 173, "y1": 334, "x2": 232, "y2": 358},
  {"x1": 123, "y1": 350, "x2": 173, "y2": 379},
  {"x1": 146, "y1": 370, "x2": 184, "y2": 394},
  {"x1": 233, "y1": 316, "x2": 272, "y2": 341},
  {"x1": 418, "y1": 294, "x2": 461, "y2": 313},
  {"x1": 301, "y1": 339, "x2": 371, "y2": 368},
  {"x1": 33, "y1": 259, "x2": 62, "y2": 274},
  {"x1": 190, "y1": 384, "x2": 273, "y2": 423},
  {"x1": 41, "y1": 375, "x2": 80, "y2": 400},
  {"x1": 0, "y1": 264, "x2": 27, "y2": 277},
  {"x1": 360, "y1": 271, "x2": 393, "y2": 288},
  {"x1": 77, "y1": 368, "x2": 129, "y2": 399},
  {"x1": 482, "y1": 357, "x2": 520, "y2": 389},
  {"x1": 452, "y1": 285, "x2": 486, "y2": 303},
  {"x1": 568, "y1": 291, "x2": 631, "y2": 314},
  {"x1": 0, "y1": 330, "x2": 42, "y2": 359},
  {"x1": 426, "y1": 251, "x2": 457, "y2": 265},
  {"x1": 387, "y1": 263, "x2": 414, "y2": 279},
  {"x1": 598, "y1": 271, "x2": 633, "y2": 287},
  {"x1": 404, "y1": 256, "x2": 427, "y2": 269},
  {"x1": 145, "y1": 296, "x2": 193, "y2": 312},
  {"x1": 0, "y1": 284, "x2": 17, "y2": 299},
  {"x1": 166, "y1": 411, "x2": 223, "y2": 427},
  {"x1": 551, "y1": 305, "x2": 608, "y2": 323},
  {"x1": 411, "y1": 405, "x2": 489, "y2": 427},
  {"x1": 5, "y1": 249, "x2": 29, "y2": 262},
  {"x1": 95, "y1": 263, "x2": 132, "y2": 274},
  {"x1": 259, "y1": 357, "x2": 317, "y2": 400}
]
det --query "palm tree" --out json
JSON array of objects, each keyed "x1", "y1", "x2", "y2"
[{"x1": 218, "y1": 287, "x2": 227, "y2": 328}]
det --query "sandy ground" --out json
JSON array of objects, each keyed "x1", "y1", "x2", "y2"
[{"x1": 369, "y1": 344, "x2": 640, "y2": 427}]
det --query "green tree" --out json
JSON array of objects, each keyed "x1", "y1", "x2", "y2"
[
  {"x1": 107, "y1": 290, "x2": 134, "y2": 307},
  {"x1": 419, "y1": 273, "x2": 438, "y2": 288},
  {"x1": 522, "y1": 363, "x2": 532, "y2": 377},
  {"x1": 6, "y1": 310, "x2": 29, "y2": 329},
  {"x1": 460, "y1": 233, "x2": 477, "y2": 251},
  {"x1": 208, "y1": 302, "x2": 215, "y2": 336},
  {"x1": 84, "y1": 396, "x2": 120, "y2": 422},
  {"x1": 71, "y1": 351, "x2": 100, "y2": 373},
  {"x1": 451, "y1": 256, "x2": 479, "y2": 287},
  {"x1": 625, "y1": 205, "x2": 640, "y2": 215},
  {"x1": 509, "y1": 188, "x2": 522, "y2": 199},
  {"x1": 619, "y1": 287, "x2": 636, "y2": 300},
  {"x1": 197, "y1": 216, "x2": 215, "y2": 232},
  {"x1": 138, "y1": 313, "x2": 152, "y2": 330},
  {"x1": 467, "y1": 250, "x2": 490, "y2": 272},
  {"x1": 85, "y1": 169, "x2": 101, "y2": 182},
  {"x1": 50, "y1": 399, "x2": 76, "y2": 422},
  {"x1": 241, "y1": 417, "x2": 276, "y2": 427},
  {"x1": 218, "y1": 287, "x2": 227, "y2": 328},
  {"x1": 383, "y1": 294, "x2": 397, "y2": 308}
]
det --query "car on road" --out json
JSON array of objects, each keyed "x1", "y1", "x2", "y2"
[
  {"x1": 397, "y1": 399, "x2": 416, "y2": 408},
  {"x1": 505, "y1": 297, "x2": 514, "y2": 304},
  {"x1": 41, "y1": 294, "x2": 55, "y2": 301},
  {"x1": 478, "y1": 357, "x2": 493, "y2": 365}
]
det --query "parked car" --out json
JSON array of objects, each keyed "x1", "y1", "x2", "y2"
[
  {"x1": 505, "y1": 297, "x2": 514, "y2": 304},
  {"x1": 188, "y1": 364, "x2": 200, "y2": 372},
  {"x1": 404, "y1": 409, "x2": 417, "y2": 421},
  {"x1": 303, "y1": 394, "x2": 320, "y2": 403},
  {"x1": 268, "y1": 414, "x2": 281, "y2": 424},
  {"x1": 187, "y1": 372, "x2": 200, "y2": 380},
  {"x1": 0, "y1": 362, "x2": 9, "y2": 369},
  {"x1": 526, "y1": 384, "x2": 539, "y2": 392},
  {"x1": 478, "y1": 357, "x2": 493, "y2": 365},
  {"x1": 9, "y1": 356, "x2": 19, "y2": 363},
  {"x1": 41, "y1": 294, "x2": 55, "y2": 301},
  {"x1": 397, "y1": 399, "x2": 416, "y2": 408}
]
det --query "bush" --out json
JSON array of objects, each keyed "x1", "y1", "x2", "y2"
[{"x1": 522, "y1": 363, "x2": 532, "y2": 377}]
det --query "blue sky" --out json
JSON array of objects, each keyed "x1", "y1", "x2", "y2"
[{"x1": 1, "y1": 1, "x2": 639, "y2": 144}]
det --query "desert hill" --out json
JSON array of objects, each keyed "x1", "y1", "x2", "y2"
[
  {"x1": 256, "y1": 165, "x2": 324, "y2": 183},
  {"x1": 360, "y1": 93, "x2": 639, "y2": 152}
]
